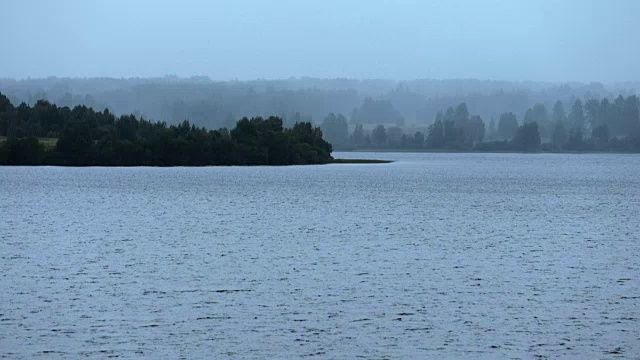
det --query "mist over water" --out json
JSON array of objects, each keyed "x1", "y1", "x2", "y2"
[
  {"x1": 1, "y1": 153, "x2": 639, "y2": 358},
  {"x1": 2, "y1": 0, "x2": 640, "y2": 357}
]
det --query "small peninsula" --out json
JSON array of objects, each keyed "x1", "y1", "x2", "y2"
[{"x1": 0, "y1": 94, "x2": 357, "y2": 166}]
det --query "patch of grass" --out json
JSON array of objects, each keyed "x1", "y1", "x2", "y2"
[
  {"x1": 38, "y1": 138, "x2": 58, "y2": 150},
  {"x1": 331, "y1": 158, "x2": 392, "y2": 164},
  {"x1": 0, "y1": 137, "x2": 57, "y2": 149}
]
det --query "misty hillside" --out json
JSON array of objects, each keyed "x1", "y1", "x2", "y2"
[{"x1": 1, "y1": 77, "x2": 637, "y2": 131}]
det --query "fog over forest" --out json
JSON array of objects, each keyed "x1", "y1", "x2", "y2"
[
  {"x1": 2, "y1": 1, "x2": 640, "y2": 357},
  {"x1": 1, "y1": 77, "x2": 638, "y2": 130},
  {"x1": 2, "y1": 0, "x2": 640, "y2": 154},
  {"x1": 3, "y1": 0, "x2": 640, "y2": 129},
  {"x1": 0, "y1": 0, "x2": 640, "y2": 128}
]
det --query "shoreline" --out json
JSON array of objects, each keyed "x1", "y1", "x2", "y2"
[
  {"x1": 0, "y1": 159, "x2": 393, "y2": 167},
  {"x1": 330, "y1": 158, "x2": 393, "y2": 164},
  {"x1": 336, "y1": 149, "x2": 640, "y2": 155}
]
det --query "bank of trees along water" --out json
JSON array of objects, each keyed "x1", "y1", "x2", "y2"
[
  {"x1": 321, "y1": 95, "x2": 640, "y2": 152},
  {"x1": 0, "y1": 93, "x2": 333, "y2": 166},
  {"x1": 3, "y1": 91, "x2": 640, "y2": 164}
]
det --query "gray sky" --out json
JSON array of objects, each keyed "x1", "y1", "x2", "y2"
[{"x1": 1, "y1": 0, "x2": 639, "y2": 82}]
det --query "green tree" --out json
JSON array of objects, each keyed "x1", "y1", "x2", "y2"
[
  {"x1": 371, "y1": 125, "x2": 387, "y2": 147},
  {"x1": 584, "y1": 99, "x2": 600, "y2": 132},
  {"x1": 454, "y1": 103, "x2": 469, "y2": 124},
  {"x1": 497, "y1": 112, "x2": 518, "y2": 140},
  {"x1": 465, "y1": 115, "x2": 486, "y2": 145},
  {"x1": 566, "y1": 128, "x2": 587, "y2": 151},
  {"x1": 569, "y1": 99, "x2": 585, "y2": 132},
  {"x1": 320, "y1": 113, "x2": 349, "y2": 149},
  {"x1": 599, "y1": 98, "x2": 610, "y2": 131},
  {"x1": 350, "y1": 124, "x2": 365, "y2": 147},
  {"x1": 0, "y1": 92, "x2": 13, "y2": 113},
  {"x1": 552, "y1": 100, "x2": 566, "y2": 124},
  {"x1": 591, "y1": 124, "x2": 610, "y2": 149},
  {"x1": 444, "y1": 120, "x2": 464, "y2": 149},
  {"x1": 56, "y1": 120, "x2": 94, "y2": 164},
  {"x1": 426, "y1": 119, "x2": 445, "y2": 148},
  {"x1": 5, "y1": 137, "x2": 44, "y2": 165},
  {"x1": 351, "y1": 98, "x2": 404, "y2": 126},
  {"x1": 0, "y1": 108, "x2": 17, "y2": 138},
  {"x1": 443, "y1": 107, "x2": 454, "y2": 124},
  {"x1": 524, "y1": 104, "x2": 550, "y2": 138},
  {"x1": 0, "y1": 95, "x2": 336, "y2": 166},
  {"x1": 512, "y1": 122, "x2": 540, "y2": 151},
  {"x1": 387, "y1": 126, "x2": 403, "y2": 148},
  {"x1": 413, "y1": 131, "x2": 425, "y2": 149},
  {"x1": 609, "y1": 96, "x2": 626, "y2": 136},
  {"x1": 623, "y1": 95, "x2": 640, "y2": 138},
  {"x1": 550, "y1": 120, "x2": 567, "y2": 149}
]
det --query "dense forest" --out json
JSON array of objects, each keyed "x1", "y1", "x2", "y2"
[
  {"x1": 2, "y1": 88, "x2": 640, "y2": 165},
  {"x1": 2, "y1": 77, "x2": 637, "y2": 130},
  {"x1": 0, "y1": 93, "x2": 333, "y2": 166},
  {"x1": 319, "y1": 95, "x2": 640, "y2": 152}
]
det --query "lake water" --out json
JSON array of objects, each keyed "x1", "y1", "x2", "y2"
[{"x1": 1, "y1": 152, "x2": 639, "y2": 359}]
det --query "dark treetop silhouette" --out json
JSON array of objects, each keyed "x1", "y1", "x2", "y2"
[
  {"x1": 322, "y1": 96, "x2": 640, "y2": 152},
  {"x1": 0, "y1": 93, "x2": 333, "y2": 166}
]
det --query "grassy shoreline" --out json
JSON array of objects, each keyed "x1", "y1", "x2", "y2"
[{"x1": 0, "y1": 160, "x2": 393, "y2": 167}]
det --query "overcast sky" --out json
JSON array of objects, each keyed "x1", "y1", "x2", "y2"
[{"x1": 1, "y1": 0, "x2": 638, "y2": 82}]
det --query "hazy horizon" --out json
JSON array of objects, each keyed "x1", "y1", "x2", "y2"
[
  {"x1": 2, "y1": 0, "x2": 640, "y2": 83},
  {"x1": 2, "y1": 75, "x2": 637, "y2": 88}
]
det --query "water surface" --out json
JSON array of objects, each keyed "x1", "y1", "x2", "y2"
[{"x1": 1, "y1": 153, "x2": 639, "y2": 358}]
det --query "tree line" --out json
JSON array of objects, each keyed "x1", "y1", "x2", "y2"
[
  {"x1": 3, "y1": 77, "x2": 635, "y2": 129},
  {"x1": 319, "y1": 95, "x2": 640, "y2": 152},
  {"x1": 0, "y1": 93, "x2": 333, "y2": 166}
]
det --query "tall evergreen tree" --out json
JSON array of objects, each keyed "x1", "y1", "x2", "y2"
[
  {"x1": 568, "y1": 99, "x2": 585, "y2": 132},
  {"x1": 584, "y1": 99, "x2": 600, "y2": 133},
  {"x1": 497, "y1": 112, "x2": 518, "y2": 140},
  {"x1": 371, "y1": 125, "x2": 387, "y2": 147},
  {"x1": 551, "y1": 120, "x2": 567, "y2": 149},
  {"x1": 350, "y1": 124, "x2": 365, "y2": 147},
  {"x1": 320, "y1": 113, "x2": 349, "y2": 149},
  {"x1": 552, "y1": 100, "x2": 566, "y2": 124}
]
